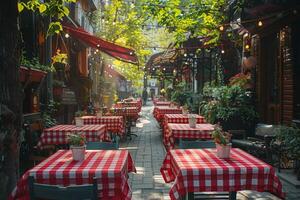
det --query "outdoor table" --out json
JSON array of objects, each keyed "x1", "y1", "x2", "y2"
[
  {"x1": 110, "y1": 107, "x2": 140, "y2": 139},
  {"x1": 10, "y1": 149, "x2": 136, "y2": 200},
  {"x1": 153, "y1": 106, "x2": 182, "y2": 124},
  {"x1": 164, "y1": 123, "x2": 214, "y2": 150},
  {"x1": 160, "y1": 148, "x2": 284, "y2": 200},
  {"x1": 154, "y1": 101, "x2": 171, "y2": 106},
  {"x1": 81, "y1": 116, "x2": 125, "y2": 136},
  {"x1": 37, "y1": 124, "x2": 108, "y2": 148},
  {"x1": 163, "y1": 114, "x2": 206, "y2": 134},
  {"x1": 116, "y1": 101, "x2": 141, "y2": 112}
]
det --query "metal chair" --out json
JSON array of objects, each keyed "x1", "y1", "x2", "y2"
[
  {"x1": 28, "y1": 176, "x2": 98, "y2": 200},
  {"x1": 86, "y1": 141, "x2": 118, "y2": 150},
  {"x1": 179, "y1": 140, "x2": 216, "y2": 149}
]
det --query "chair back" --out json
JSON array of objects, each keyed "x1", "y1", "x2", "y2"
[
  {"x1": 86, "y1": 141, "x2": 118, "y2": 150},
  {"x1": 28, "y1": 176, "x2": 98, "y2": 200},
  {"x1": 179, "y1": 140, "x2": 216, "y2": 149}
]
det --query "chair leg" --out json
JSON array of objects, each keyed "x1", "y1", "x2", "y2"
[
  {"x1": 187, "y1": 192, "x2": 194, "y2": 200},
  {"x1": 229, "y1": 191, "x2": 237, "y2": 200}
]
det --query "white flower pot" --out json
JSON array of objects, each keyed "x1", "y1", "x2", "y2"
[
  {"x1": 71, "y1": 145, "x2": 86, "y2": 161},
  {"x1": 75, "y1": 117, "x2": 83, "y2": 126},
  {"x1": 96, "y1": 111, "x2": 102, "y2": 117},
  {"x1": 188, "y1": 115, "x2": 196, "y2": 128},
  {"x1": 216, "y1": 143, "x2": 231, "y2": 158}
]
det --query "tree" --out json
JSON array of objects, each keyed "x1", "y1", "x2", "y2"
[
  {"x1": 0, "y1": 0, "x2": 76, "y2": 198},
  {"x1": 142, "y1": 0, "x2": 227, "y2": 45},
  {"x1": 0, "y1": 1, "x2": 22, "y2": 198}
]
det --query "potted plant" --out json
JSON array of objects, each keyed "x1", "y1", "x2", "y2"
[
  {"x1": 212, "y1": 124, "x2": 232, "y2": 158},
  {"x1": 74, "y1": 111, "x2": 85, "y2": 126},
  {"x1": 188, "y1": 114, "x2": 196, "y2": 128},
  {"x1": 182, "y1": 104, "x2": 189, "y2": 115},
  {"x1": 67, "y1": 132, "x2": 86, "y2": 161},
  {"x1": 52, "y1": 80, "x2": 65, "y2": 98},
  {"x1": 273, "y1": 124, "x2": 300, "y2": 179}
]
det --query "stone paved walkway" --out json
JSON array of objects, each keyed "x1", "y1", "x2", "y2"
[
  {"x1": 119, "y1": 102, "x2": 171, "y2": 200},
  {"x1": 119, "y1": 101, "x2": 300, "y2": 200}
]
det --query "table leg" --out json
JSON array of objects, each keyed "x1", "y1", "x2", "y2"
[
  {"x1": 186, "y1": 192, "x2": 194, "y2": 200},
  {"x1": 229, "y1": 191, "x2": 237, "y2": 200}
]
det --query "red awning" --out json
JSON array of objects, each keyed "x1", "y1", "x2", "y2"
[{"x1": 63, "y1": 25, "x2": 138, "y2": 64}]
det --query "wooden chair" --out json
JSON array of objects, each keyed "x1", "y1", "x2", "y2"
[
  {"x1": 178, "y1": 140, "x2": 232, "y2": 200},
  {"x1": 179, "y1": 140, "x2": 216, "y2": 149},
  {"x1": 28, "y1": 176, "x2": 98, "y2": 200},
  {"x1": 86, "y1": 141, "x2": 118, "y2": 150}
]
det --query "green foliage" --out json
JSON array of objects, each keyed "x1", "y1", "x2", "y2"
[
  {"x1": 211, "y1": 124, "x2": 232, "y2": 146},
  {"x1": 200, "y1": 83, "x2": 257, "y2": 124},
  {"x1": 274, "y1": 124, "x2": 300, "y2": 159},
  {"x1": 75, "y1": 110, "x2": 86, "y2": 117},
  {"x1": 67, "y1": 133, "x2": 86, "y2": 146},
  {"x1": 142, "y1": 0, "x2": 226, "y2": 44},
  {"x1": 18, "y1": 0, "x2": 77, "y2": 36},
  {"x1": 40, "y1": 100, "x2": 59, "y2": 128},
  {"x1": 21, "y1": 52, "x2": 54, "y2": 72},
  {"x1": 171, "y1": 82, "x2": 193, "y2": 106}
]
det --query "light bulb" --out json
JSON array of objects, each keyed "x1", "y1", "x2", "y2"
[
  {"x1": 258, "y1": 20, "x2": 263, "y2": 27},
  {"x1": 221, "y1": 50, "x2": 225, "y2": 54},
  {"x1": 65, "y1": 33, "x2": 70, "y2": 38},
  {"x1": 219, "y1": 26, "x2": 224, "y2": 31}
]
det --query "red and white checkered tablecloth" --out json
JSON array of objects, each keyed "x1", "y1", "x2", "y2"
[
  {"x1": 10, "y1": 150, "x2": 136, "y2": 200},
  {"x1": 153, "y1": 106, "x2": 182, "y2": 124},
  {"x1": 37, "y1": 125, "x2": 108, "y2": 148},
  {"x1": 164, "y1": 123, "x2": 214, "y2": 150},
  {"x1": 82, "y1": 116, "x2": 125, "y2": 136},
  {"x1": 116, "y1": 101, "x2": 141, "y2": 112},
  {"x1": 163, "y1": 114, "x2": 206, "y2": 134},
  {"x1": 110, "y1": 107, "x2": 140, "y2": 120},
  {"x1": 161, "y1": 148, "x2": 285, "y2": 200},
  {"x1": 154, "y1": 101, "x2": 171, "y2": 106}
]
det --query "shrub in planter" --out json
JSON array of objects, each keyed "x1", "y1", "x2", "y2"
[
  {"x1": 199, "y1": 83, "x2": 258, "y2": 132},
  {"x1": 273, "y1": 124, "x2": 300, "y2": 179}
]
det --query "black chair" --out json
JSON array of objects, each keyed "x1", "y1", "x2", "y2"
[
  {"x1": 178, "y1": 140, "x2": 233, "y2": 200},
  {"x1": 28, "y1": 176, "x2": 98, "y2": 200},
  {"x1": 86, "y1": 141, "x2": 118, "y2": 150}
]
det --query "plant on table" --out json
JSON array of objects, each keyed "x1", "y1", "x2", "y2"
[
  {"x1": 68, "y1": 132, "x2": 86, "y2": 161},
  {"x1": 212, "y1": 124, "x2": 232, "y2": 158},
  {"x1": 212, "y1": 124, "x2": 232, "y2": 146}
]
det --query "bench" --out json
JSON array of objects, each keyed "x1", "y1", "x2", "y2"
[{"x1": 230, "y1": 124, "x2": 277, "y2": 164}]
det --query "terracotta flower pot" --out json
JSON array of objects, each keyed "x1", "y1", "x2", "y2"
[
  {"x1": 216, "y1": 143, "x2": 231, "y2": 158},
  {"x1": 70, "y1": 145, "x2": 86, "y2": 161}
]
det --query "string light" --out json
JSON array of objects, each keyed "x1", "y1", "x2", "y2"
[
  {"x1": 219, "y1": 26, "x2": 224, "y2": 31},
  {"x1": 221, "y1": 49, "x2": 225, "y2": 54},
  {"x1": 245, "y1": 44, "x2": 250, "y2": 49},
  {"x1": 258, "y1": 20, "x2": 263, "y2": 27},
  {"x1": 65, "y1": 33, "x2": 70, "y2": 38}
]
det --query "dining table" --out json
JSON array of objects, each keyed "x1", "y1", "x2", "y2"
[
  {"x1": 81, "y1": 116, "x2": 125, "y2": 136},
  {"x1": 154, "y1": 101, "x2": 171, "y2": 106},
  {"x1": 153, "y1": 106, "x2": 183, "y2": 125},
  {"x1": 10, "y1": 149, "x2": 136, "y2": 200},
  {"x1": 163, "y1": 114, "x2": 206, "y2": 134},
  {"x1": 164, "y1": 123, "x2": 214, "y2": 150},
  {"x1": 160, "y1": 148, "x2": 285, "y2": 200},
  {"x1": 37, "y1": 124, "x2": 108, "y2": 148}
]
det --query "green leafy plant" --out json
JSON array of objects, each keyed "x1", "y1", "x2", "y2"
[
  {"x1": 75, "y1": 110, "x2": 86, "y2": 117},
  {"x1": 67, "y1": 132, "x2": 86, "y2": 146},
  {"x1": 21, "y1": 51, "x2": 54, "y2": 72},
  {"x1": 200, "y1": 83, "x2": 258, "y2": 125},
  {"x1": 52, "y1": 80, "x2": 65, "y2": 87},
  {"x1": 211, "y1": 124, "x2": 232, "y2": 146},
  {"x1": 40, "y1": 100, "x2": 59, "y2": 128},
  {"x1": 229, "y1": 73, "x2": 251, "y2": 89},
  {"x1": 274, "y1": 124, "x2": 300, "y2": 160},
  {"x1": 171, "y1": 82, "x2": 193, "y2": 106}
]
